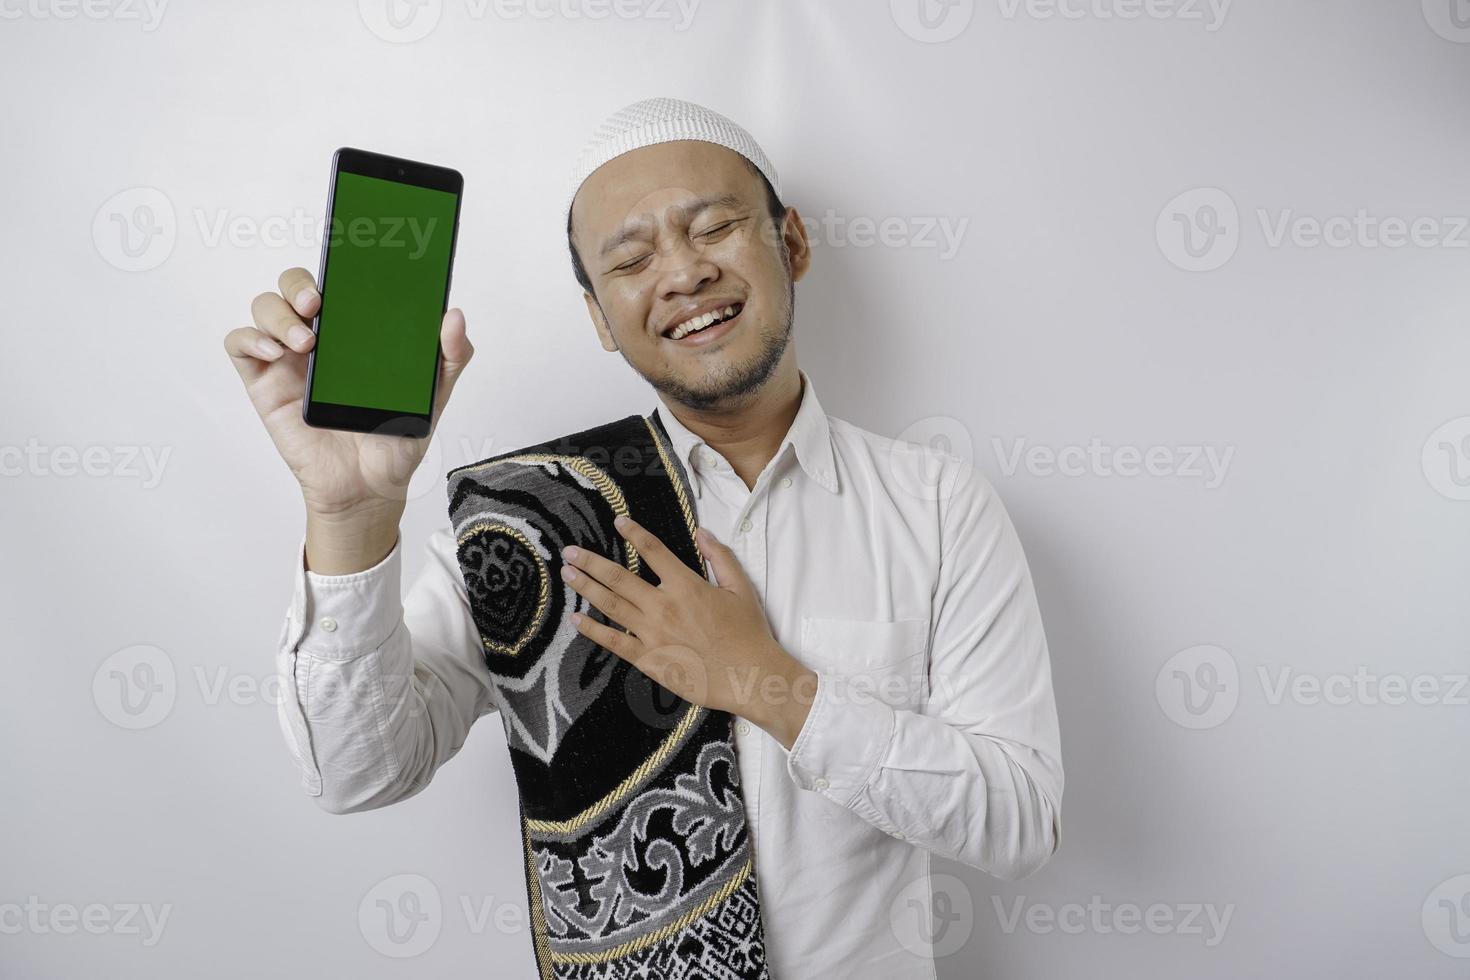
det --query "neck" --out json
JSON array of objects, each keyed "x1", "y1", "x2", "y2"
[{"x1": 658, "y1": 364, "x2": 803, "y2": 491}]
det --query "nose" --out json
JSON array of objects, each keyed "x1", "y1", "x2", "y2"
[{"x1": 655, "y1": 235, "x2": 719, "y2": 298}]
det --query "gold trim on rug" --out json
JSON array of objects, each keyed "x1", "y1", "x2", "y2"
[
  {"x1": 524, "y1": 702, "x2": 704, "y2": 836},
  {"x1": 523, "y1": 827, "x2": 555, "y2": 980},
  {"x1": 456, "y1": 452, "x2": 642, "y2": 575},
  {"x1": 455, "y1": 453, "x2": 640, "y2": 656},
  {"x1": 549, "y1": 857, "x2": 754, "y2": 966},
  {"x1": 642, "y1": 415, "x2": 707, "y2": 580},
  {"x1": 455, "y1": 521, "x2": 549, "y2": 657}
]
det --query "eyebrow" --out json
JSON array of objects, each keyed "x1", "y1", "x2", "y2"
[{"x1": 598, "y1": 193, "x2": 745, "y2": 258}]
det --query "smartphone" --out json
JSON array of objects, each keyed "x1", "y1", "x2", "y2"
[{"x1": 302, "y1": 147, "x2": 463, "y2": 439}]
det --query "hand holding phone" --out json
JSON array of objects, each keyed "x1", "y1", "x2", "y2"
[
  {"x1": 224, "y1": 269, "x2": 473, "y2": 539},
  {"x1": 222, "y1": 150, "x2": 474, "y2": 560}
]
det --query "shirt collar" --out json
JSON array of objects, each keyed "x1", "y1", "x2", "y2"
[{"x1": 653, "y1": 367, "x2": 839, "y2": 495}]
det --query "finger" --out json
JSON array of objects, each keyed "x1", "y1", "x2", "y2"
[
  {"x1": 561, "y1": 559, "x2": 648, "y2": 634},
  {"x1": 251, "y1": 289, "x2": 316, "y2": 354},
  {"x1": 277, "y1": 267, "x2": 320, "y2": 319},
  {"x1": 429, "y1": 308, "x2": 473, "y2": 426},
  {"x1": 694, "y1": 525, "x2": 749, "y2": 592},
  {"x1": 564, "y1": 542, "x2": 661, "y2": 609},
  {"x1": 223, "y1": 325, "x2": 286, "y2": 383},
  {"x1": 613, "y1": 514, "x2": 701, "y2": 587},
  {"x1": 571, "y1": 611, "x2": 644, "y2": 665}
]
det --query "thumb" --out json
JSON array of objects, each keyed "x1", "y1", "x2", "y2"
[
  {"x1": 695, "y1": 526, "x2": 747, "y2": 592},
  {"x1": 431, "y1": 307, "x2": 473, "y2": 422}
]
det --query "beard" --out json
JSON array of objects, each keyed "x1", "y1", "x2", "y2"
[{"x1": 621, "y1": 267, "x2": 796, "y2": 413}]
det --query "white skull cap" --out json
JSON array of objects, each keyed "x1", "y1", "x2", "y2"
[{"x1": 565, "y1": 96, "x2": 781, "y2": 221}]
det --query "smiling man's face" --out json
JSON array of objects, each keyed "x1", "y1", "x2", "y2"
[{"x1": 569, "y1": 139, "x2": 810, "y2": 412}]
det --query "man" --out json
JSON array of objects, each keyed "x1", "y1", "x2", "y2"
[{"x1": 225, "y1": 96, "x2": 1063, "y2": 979}]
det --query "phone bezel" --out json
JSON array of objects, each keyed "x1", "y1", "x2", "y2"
[{"x1": 301, "y1": 146, "x2": 463, "y2": 440}]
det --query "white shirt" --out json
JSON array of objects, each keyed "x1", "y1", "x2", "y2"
[{"x1": 275, "y1": 367, "x2": 1063, "y2": 979}]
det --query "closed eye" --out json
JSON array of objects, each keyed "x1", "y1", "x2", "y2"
[
  {"x1": 698, "y1": 219, "x2": 743, "y2": 239},
  {"x1": 612, "y1": 253, "x2": 653, "y2": 273}
]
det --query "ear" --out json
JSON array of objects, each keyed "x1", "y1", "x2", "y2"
[
  {"x1": 583, "y1": 291, "x2": 619, "y2": 352},
  {"x1": 780, "y1": 205, "x2": 812, "y2": 283}
]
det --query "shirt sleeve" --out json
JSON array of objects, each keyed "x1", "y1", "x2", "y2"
[
  {"x1": 784, "y1": 455, "x2": 1064, "y2": 880},
  {"x1": 275, "y1": 525, "x2": 498, "y2": 814}
]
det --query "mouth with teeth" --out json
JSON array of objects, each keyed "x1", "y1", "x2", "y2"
[{"x1": 662, "y1": 302, "x2": 745, "y2": 345}]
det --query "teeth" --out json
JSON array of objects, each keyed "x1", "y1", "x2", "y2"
[{"x1": 669, "y1": 305, "x2": 739, "y2": 340}]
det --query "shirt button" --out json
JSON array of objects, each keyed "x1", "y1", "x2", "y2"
[
  {"x1": 739, "y1": 518, "x2": 752, "y2": 533},
  {"x1": 779, "y1": 477, "x2": 792, "y2": 488},
  {"x1": 736, "y1": 720, "x2": 751, "y2": 736},
  {"x1": 320, "y1": 617, "x2": 337, "y2": 632},
  {"x1": 813, "y1": 777, "x2": 830, "y2": 791}
]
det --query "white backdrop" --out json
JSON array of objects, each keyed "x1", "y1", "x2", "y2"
[{"x1": 4, "y1": 2, "x2": 1468, "y2": 977}]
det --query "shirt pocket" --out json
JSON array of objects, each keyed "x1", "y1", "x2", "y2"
[{"x1": 798, "y1": 615, "x2": 930, "y2": 712}]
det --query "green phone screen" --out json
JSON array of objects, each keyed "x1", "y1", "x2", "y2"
[{"x1": 311, "y1": 171, "x2": 458, "y2": 415}]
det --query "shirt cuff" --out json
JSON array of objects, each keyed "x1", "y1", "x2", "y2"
[
  {"x1": 784, "y1": 667, "x2": 898, "y2": 807},
  {"x1": 282, "y1": 532, "x2": 404, "y2": 660}
]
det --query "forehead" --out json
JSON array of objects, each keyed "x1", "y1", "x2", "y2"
[{"x1": 571, "y1": 140, "x2": 761, "y2": 241}]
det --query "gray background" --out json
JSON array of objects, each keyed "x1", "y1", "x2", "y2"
[{"x1": 3, "y1": 1, "x2": 1468, "y2": 977}]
